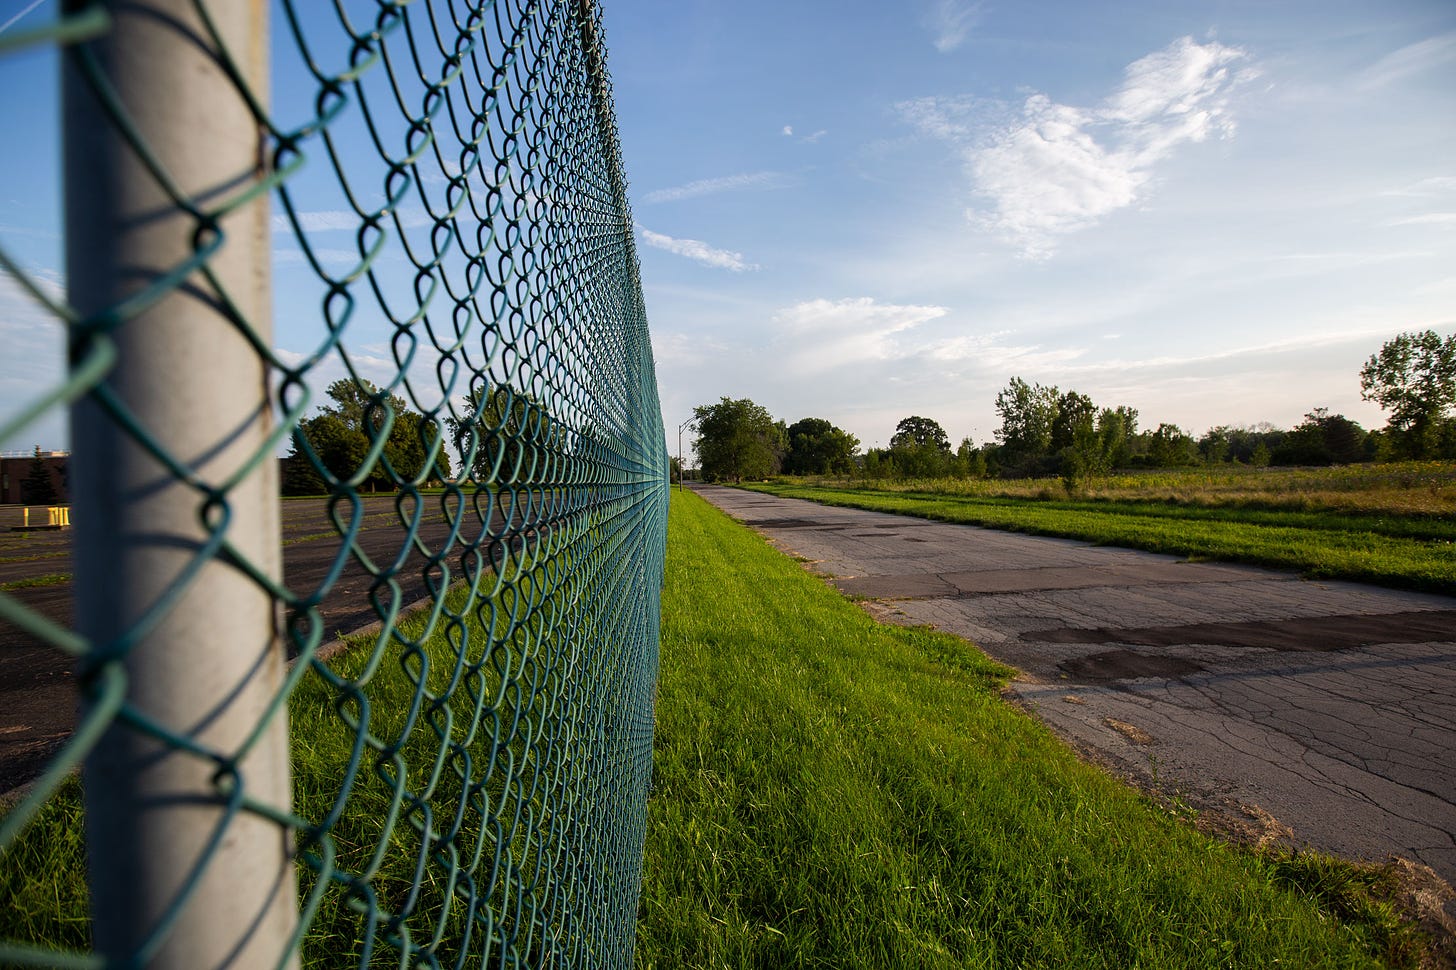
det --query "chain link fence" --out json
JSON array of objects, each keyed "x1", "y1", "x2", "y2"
[{"x1": 0, "y1": 1, "x2": 667, "y2": 966}]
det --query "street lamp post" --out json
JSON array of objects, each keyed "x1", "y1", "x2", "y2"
[{"x1": 677, "y1": 418, "x2": 695, "y2": 491}]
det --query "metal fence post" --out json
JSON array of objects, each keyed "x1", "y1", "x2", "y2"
[{"x1": 64, "y1": 2, "x2": 297, "y2": 967}]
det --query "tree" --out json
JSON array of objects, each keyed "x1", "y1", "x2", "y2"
[
  {"x1": 1143, "y1": 423, "x2": 1198, "y2": 468},
  {"x1": 285, "y1": 378, "x2": 446, "y2": 494},
  {"x1": 1199, "y1": 426, "x2": 1231, "y2": 464},
  {"x1": 783, "y1": 417, "x2": 860, "y2": 476},
  {"x1": 448, "y1": 384, "x2": 558, "y2": 484},
  {"x1": 885, "y1": 416, "x2": 952, "y2": 478},
  {"x1": 1097, "y1": 406, "x2": 1138, "y2": 468},
  {"x1": 955, "y1": 437, "x2": 988, "y2": 478},
  {"x1": 1049, "y1": 392, "x2": 1096, "y2": 453},
  {"x1": 994, "y1": 377, "x2": 1059, "y2": 467},
  {"x1": 889, "y1": 416, "x2": 951, "y2": 453},
  {"x1": 1359, "y1": 330, "x2": 1456, "y2": 459},
  {"x1": 1272, "y1": 408, "x2": 1370, "y2": 466},
  {"x1": 20, "y1": 446, "x2": 57, "y2": 504},
  {"x1": 693, "y1": 397, "x2": 785, "y2": 483}
]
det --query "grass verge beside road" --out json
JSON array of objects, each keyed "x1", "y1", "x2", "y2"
[
  {"x1": 743, "y1": 472, "x2": 1456, "y2": 595},
  {"x1": 638, "y1": 489, "x2": 1428, "y2": 968}
]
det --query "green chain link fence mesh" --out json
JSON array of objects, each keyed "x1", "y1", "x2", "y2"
[{"x1": 0, "y1": 1, "x2": 668, "y2": 966}]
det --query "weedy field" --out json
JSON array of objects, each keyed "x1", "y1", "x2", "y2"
[{"x1": 745, "y1": 462, "x2": 1456, "y2": 595}]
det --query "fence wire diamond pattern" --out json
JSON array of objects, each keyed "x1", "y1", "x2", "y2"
[{"x1": 0, "y1": 1, "x2": 668, "y2": 966}]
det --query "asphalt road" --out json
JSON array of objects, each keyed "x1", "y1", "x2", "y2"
[
  {"x1": 0, "y1": 494, "x2": 516, "y2": 794},
  {"x1": 689, "y1": 484, "x2": 1456, "y2": 896}
]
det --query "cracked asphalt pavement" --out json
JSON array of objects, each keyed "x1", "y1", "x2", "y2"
[{"x1": 688, "y1": 484, "x2": 1456, "y2": 896}]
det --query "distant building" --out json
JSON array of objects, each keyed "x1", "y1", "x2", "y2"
[{"x1": 0, "y1": 451, "x2": 70, "y2": 505}]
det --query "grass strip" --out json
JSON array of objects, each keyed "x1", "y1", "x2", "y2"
[
  {"x1": 0, "y1": 573, "x2": 71, "y2": 592},
  {"x1": 636, "y1": 489, "x2": 1426, "y2": 968},
  {"x1": 745, "y1": 483, "x2": 1456, "y2": 595}
]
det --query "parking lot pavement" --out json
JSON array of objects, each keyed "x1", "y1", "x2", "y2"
[{"x1": 688, "y1": 484, "x2": 1456, "y2": 895}]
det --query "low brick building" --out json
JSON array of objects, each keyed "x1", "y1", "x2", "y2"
[{"x1": 0, "y1": 451, "x2": 70, "y2": 505}]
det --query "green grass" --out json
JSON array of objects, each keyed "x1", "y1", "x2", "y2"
[
  {"x1": 637, "y1": 489, "x2": 1427, "y2": 968},
  {"x1": 0, "y1": 573, "x2": 71, "y2": 592},
  {"x1": 742, "y1": 475, "x2": 1456, "y2": 595},
  {"x1": 0, "y1": 555, "x2": 578, "y2": 967}
]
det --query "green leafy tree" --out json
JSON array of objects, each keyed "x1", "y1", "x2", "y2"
[
  {"x1": 693, "y1": 397, "x2": 785, "y2": 483},
  {"x1": 285, "y1": 378, "x2": 446, "y2": 494},
  {"x1": 1049, "y1": 392, "x2": 1096, "y2": 453},
  {"x1": 889, "y1": 416, "x2": 951, "y2": 453},
  {"x1": 1359, "y1": 330, "x2": 1456, "y2": 459},
  {"x1": 783, "y1": 417, "x2": 860, "y2": 475},
  {"x1": 20, "y1": 446, "x2": 58, "y2": 504},
  {"x1": 887, "y1": 416, "x2": 952, "y2": 478},
  {"x1": 1272, "y1": 408, "x2": 1370, "y2": 466},
  {"x1": 994, "y1": 377, "x2": 1059, "y2": 468},
  {"x1": 1097, "y1": 406, "x2": 1138, "y2": 468},
  {"x1": 1199, "y1": 426, "x2": 1231, "y2": 464},
  {"x1": 1143, "y1": 423, "x2": 1198, "y2": 468},
  {"x1": 448, "y1": 384, "x2": 559, "y2": 484},
  {"x1": 955, "y1": 437, "x2": 988, "y2": 478}
]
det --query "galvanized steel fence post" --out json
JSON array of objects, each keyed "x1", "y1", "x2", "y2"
[{"x1": 64, "y1": 2, "x2": 297, "y2": 967}]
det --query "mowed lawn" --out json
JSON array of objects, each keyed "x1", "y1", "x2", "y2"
[{"x1": 637, "y1": 488, "x2": 1425, "y2": 969}]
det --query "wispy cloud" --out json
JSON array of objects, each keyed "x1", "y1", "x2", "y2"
[
  {"x1": 641, "y1": 171, "x2": 791, "y2": 204},
  {"x1": 1357, "y1": 31, "x2": 1456, "y2": 91},
  {"x1": 1380, "y1": 175, "x2": 1456, "y2": 198},
  {"x1": 782, "y1": 125, "x2": 829, "y2": 144},
  {"x1": 1386, "y1": 212, "x2": 1456, "y2": 227},
  {"x1": 272, "y1": 208, "x2": 437, "y2": 233},
  {"x1": 900, "y1": 36, "x2": 1254, "y2": 257},
  {"x1": 0, "y1": 266, "x2": 67, "y2": 450},
  {"x1": 772, "y1": 297, "x2": 948, "y2": 372},
  {"x1": 273, "y1": 247, "x2": 362, "y2": 268},
  {"x1": 637, "y1": 226, "x2": 756, "y2": 272},
  {"x1": 0, "y1": 0, "x2": 46, "y2": 37},
  {"x1": 925, "y1": 0, "x2": 981, "y2": 54}
]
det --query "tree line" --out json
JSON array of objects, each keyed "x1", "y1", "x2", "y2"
[{"x1": 689, "y1": 329, "x2": 1456, "y2": 485}]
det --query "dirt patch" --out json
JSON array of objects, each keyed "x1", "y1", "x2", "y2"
[
  {"x1": 1028, "y1": 610, "x2": 1456, "y2": 653},
  {"x1": 1104, "y1": 717, "x2": 1155, "y2": 745},
  {"x1": 1059, "y1": 649, "x2": 1204, "y2": 683}
]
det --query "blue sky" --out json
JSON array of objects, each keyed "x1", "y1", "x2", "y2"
[
  {"x1": 1, "y1": 0, "x2": 1454, "y2": 458},
  {"x1": 607, "y1": 0, "x2": 1456, "y2": 453}
]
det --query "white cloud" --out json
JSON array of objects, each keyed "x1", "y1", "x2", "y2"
[
  {"x1": 0, "y1": 267, "x2": 67, "y2": 450},
  {"x1": 801, "y1": 129, "x2": 829, "y2": 144},
  {"x1": 896, "y1": 94, "x2": 990, "y2": 141},
  {"x1": 926, "y1": 331, "x2": 1087, "y2": 371},
  {"x1": 772, "y1": 297, "x2": 948, "y2": 372},
  {"x1": 272, "y1": 208, "x2": 437, "y2": 234},
  {"x1": 1387, "y1": 212, "x2": 1456, "y2": 227},
  {"x1": 1381, "y1": 175, "x2": 1456, "y2": 198},
  {"x1": 273, "y1": 247, "x2": 366, "y2": 269},
  {"x1": 640, "y1": 171, "x2": 791, "y2": 204},
  {"x1": 926, "y1": 0, "x2": 981, "y2": 54},
  {"x1": 637, "y1": 226, "x2": 756, "y2": 272},
  {"x1": 901, "y1": 36, "x2": 1253, "y2": 257},
  {"x1": 782, "y1": 125, "x2": 794, "y2": 136},
  {"x1": 1357, "y1": 32, "x2": 1456, "y2": 91}
]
